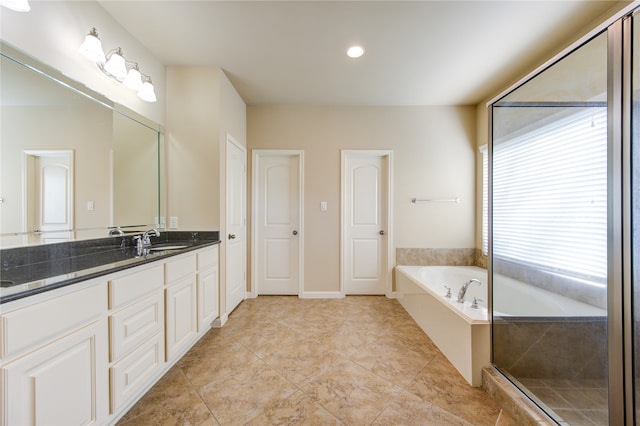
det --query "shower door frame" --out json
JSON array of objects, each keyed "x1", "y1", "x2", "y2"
[{"x1": 487, "y1": 3, "x2": 638, "y2": 424}]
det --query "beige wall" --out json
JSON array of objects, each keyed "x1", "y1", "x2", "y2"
[
  {"x1": 166, "y1": 65, "x2": 247, "y2": 230},
  {"x1": 248, "y1": 105, "x2": 476, "y2": 293},
  {"x1": 475, "y1": 104, "x2": 489, "y2": 251},
  {"x1": 1, "y1": 105, "x2": 113, "y2": 234},
  {"x1": 165, "y1": 65, "x2": 246, "y2": 321},
  {"x1": 166, "y1": 66, "x2": 222, "y2": 230},
  {"x1": 113, "y1": 112, "x2": 159, "y2": 226}
]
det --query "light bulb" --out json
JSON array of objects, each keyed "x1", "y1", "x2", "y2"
[
  {"x1": 0, "y1": 0, "x2": 30, "y2": 11},
  {"x1": 78, "y1": 28, "x2": 106, "y2": 63},
  {"x1": 123, "y1": 67, "x2": 143, "y2": 91},
  {"x1": 347, "y1": 46, "x2": 365, "y2": 59},
  {"x1": 104, "y1": 48, "x2": 127, "y2": 80},
  {"x1": 138, "y1": 81, "x2": 157, "y2": 103}
]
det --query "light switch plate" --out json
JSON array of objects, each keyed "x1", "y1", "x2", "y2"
[
  {"x1": 169, "y1": 216, "x2": 178, "y2": 229},
  {"x1": 320, "y1": 201, "x2": 327, "y2": 211}
]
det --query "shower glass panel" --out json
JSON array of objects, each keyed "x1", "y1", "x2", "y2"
[
  {"x1": 491, "y1": 31, "x2": 608, "y2": 425},
  {"x1": 633, "y1": 9, "x2": 640, "y2": 425}
]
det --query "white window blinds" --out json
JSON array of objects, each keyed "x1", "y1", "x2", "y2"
[
  {"x1": 492, "y1": 107, "x2": 607, "y2": 282},
  {"x1": 480, "y1": 145, "x2": 488, "y2": 256}
]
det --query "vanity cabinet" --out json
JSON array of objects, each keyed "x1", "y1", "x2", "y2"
[
  {"x1": 197, "y1": 245, "x2": 219, "y2": 331},
  {"x1": 0, "y1": 284, "x2": 109, "y2": 425},
  {"x1": 0, "y1": 244, "x2": 220, "y2": 425},
  {"x1": 108, "y1": 265, "x2": 165, "y2": 414}
]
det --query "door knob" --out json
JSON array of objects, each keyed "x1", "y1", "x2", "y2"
[
  {"x1": 379, "y1": 230, "x2": 385, "y2": 235},
  {"x1": 293, "y1": 230, "x2": 298, "y2": 236},
  {"x1": 228, "y1": 234, "x2": 236, "y2": 240}
]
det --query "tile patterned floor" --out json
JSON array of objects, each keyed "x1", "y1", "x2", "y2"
[
  {"x1": 518, "y1": 378, "x2": 609, "y2": 425},
  {"x1": 117, "y1": 296, "x2": 515, "y2": 425}
]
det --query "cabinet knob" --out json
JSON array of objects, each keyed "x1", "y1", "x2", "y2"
[
  {"x1": 379, "y1": 230, "x2": 385, "y2": 236},
  {"x1": 228, "y1": 234, "x2": 236, "y2": 240},
  {"x1": 293, "y1": 230, "x2": 298, "y2": 236}
]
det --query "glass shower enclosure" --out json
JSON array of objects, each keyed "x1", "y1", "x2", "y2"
[{"x1": 489, "y1": 6, "x2": 638, "y2": 425}]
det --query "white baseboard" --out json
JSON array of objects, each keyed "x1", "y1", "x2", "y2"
[
  {"x1": 211, "y1": 313, "x2": 228, "y2": 328},
  {"x1": 300, "y1": 291, "x2": 344, "y2": 299},
  {"x1": 386, "y1": 291, "x2": 398, "y2": 299},
  {"x1": 246, "y1": 291, "x2": 256, "y2": 299}
]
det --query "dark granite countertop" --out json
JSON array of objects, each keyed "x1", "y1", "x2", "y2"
[{"x1": 0, "y1": 231, "x2": 220, "y2": 304}]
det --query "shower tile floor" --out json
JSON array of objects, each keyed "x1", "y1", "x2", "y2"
[
  {"x1": 116, "y1": 296, "x2": 516, "y2": 425},
  {"x1": 519, "y1": 378, "x2": 609, "y2": 425}
]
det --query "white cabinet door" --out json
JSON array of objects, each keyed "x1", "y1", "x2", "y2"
[
  {"x1": 197, "y1": 265, "x2": 219, "y2": 331},
  {"x1": 1, "y1": 320, "x2": 108, "y2": 425},
  {"x1": 165, "y1": 275, "x2": 197, "y2": 361}
]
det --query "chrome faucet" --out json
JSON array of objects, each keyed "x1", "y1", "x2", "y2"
[
  {"x1": 457, "y1": 279, "x2": 481, "y2": 303},
  {"x1": 133, "y1": 228, "x2": 160, "y2": 250},
  {"x1": 108, "y1": 227, "x2": 124, "y2": 237}
]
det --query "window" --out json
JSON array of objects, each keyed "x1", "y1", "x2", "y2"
[
  {"x1": 480, "y1": 145, "x2": 488, "y2": 256},
  {"x1": 491, "y1": 106, "x2": 607, "y2": 283}
]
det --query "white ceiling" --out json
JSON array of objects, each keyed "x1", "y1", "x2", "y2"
[{"x1": 98, "y1": 0, "x2": 628, "y2": 106}]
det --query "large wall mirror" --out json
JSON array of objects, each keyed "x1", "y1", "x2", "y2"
[{"x1": 0, "y1": 42, "x2": 163, "y2": 248}]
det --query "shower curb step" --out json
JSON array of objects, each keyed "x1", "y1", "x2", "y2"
[{"x1": 482, "y1": 366, "x2": 555, "y2": 426}]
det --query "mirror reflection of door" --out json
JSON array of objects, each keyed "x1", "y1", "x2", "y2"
[{"x1": 24, "y1": 150, "x2": 74, "y2": 243}]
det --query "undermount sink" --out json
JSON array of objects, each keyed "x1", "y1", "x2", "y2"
[
  {"x1": 1, "y1": 280, "x2": 16, "y2": 288},
  {"x1": 148, "y1": 244, "x2": 189, "y2": 251}
]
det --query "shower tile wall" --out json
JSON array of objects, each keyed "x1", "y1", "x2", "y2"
[
  {"x1": 396, "y1": 248, "x2": 482, "y2": 267},
  {"x1": 493, "y1": 318, "x2": 607, "y2": 380}
]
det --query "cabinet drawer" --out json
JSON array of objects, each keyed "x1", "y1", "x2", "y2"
[
  {"x1": 165, "y1": 254, "x2": 196, "y2": 284},
  {"x1": 109, "y1": 292, "x2": 164, "y2": 362},
  {"x1": 110, "y1": 332, "x2": 164, "y2": 414},
  {"x1": 197, "y1": 246, "x2": 218, "y2": 270},
  {"x1": 109, "y1": 265, "x2": 163, "y2": 310},
  {"x1": 0, "y1": 284, "x2": 107, "y2": 359}
]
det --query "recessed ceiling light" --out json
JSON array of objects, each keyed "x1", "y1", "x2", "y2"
[{"x1": 347, "y1": 46, "x2": 365, "y2": 59}]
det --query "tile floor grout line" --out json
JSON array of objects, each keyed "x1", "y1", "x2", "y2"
[{"x1": 177, "y1": 364, "x2": 223, "y2": 426}]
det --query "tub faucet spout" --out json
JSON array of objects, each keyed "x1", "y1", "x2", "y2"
[{"x1": 457, "y1": 279, "x2": 481, "y2": 303}]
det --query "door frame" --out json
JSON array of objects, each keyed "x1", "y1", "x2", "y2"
[
  {"x1": 340, "y1": 150, "x2": 394, "y2": 298},
  {"x1": 251, "y1": 150, "x2": 305, "y2": 298}
]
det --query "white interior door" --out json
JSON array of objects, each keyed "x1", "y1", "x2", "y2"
[
  {"x1": 253, "y1": 151, "x2": 302, "y2": 295},
  {"x1": 342, "y1": 151, "x2": 391, "y2": 295},
  {"x1": 225, "y1": 136, "x2": 246, "y2": 314},
  {"x1": 24, "y1": 150, "x2": 74, "y2": 242}
]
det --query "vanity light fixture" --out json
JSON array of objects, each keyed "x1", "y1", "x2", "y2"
[
  {"x1": 0, "y1": 0, "x2": 30, "y2": 12},
  {"x1": 79, "y1": 27, "x2": 157, "y2": 103},
  {"x1": 346, "y1": 45, "x2": 365, "y2": 59}
]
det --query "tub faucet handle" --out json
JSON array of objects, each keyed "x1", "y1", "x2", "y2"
[
  {"x1": 471, "y1": 297, "x2": 484, "y2": 309},
  {"x1": 444, "y1": 285, "x2": 451, "y2": 298}
]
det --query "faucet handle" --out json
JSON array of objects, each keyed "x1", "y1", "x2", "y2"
[
  {"x1": 471, "y1": 297, "x2": 484, "y2": 309},
  {"x1": 444, "y1": 285, "x2": 451, "y2": 298}
]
